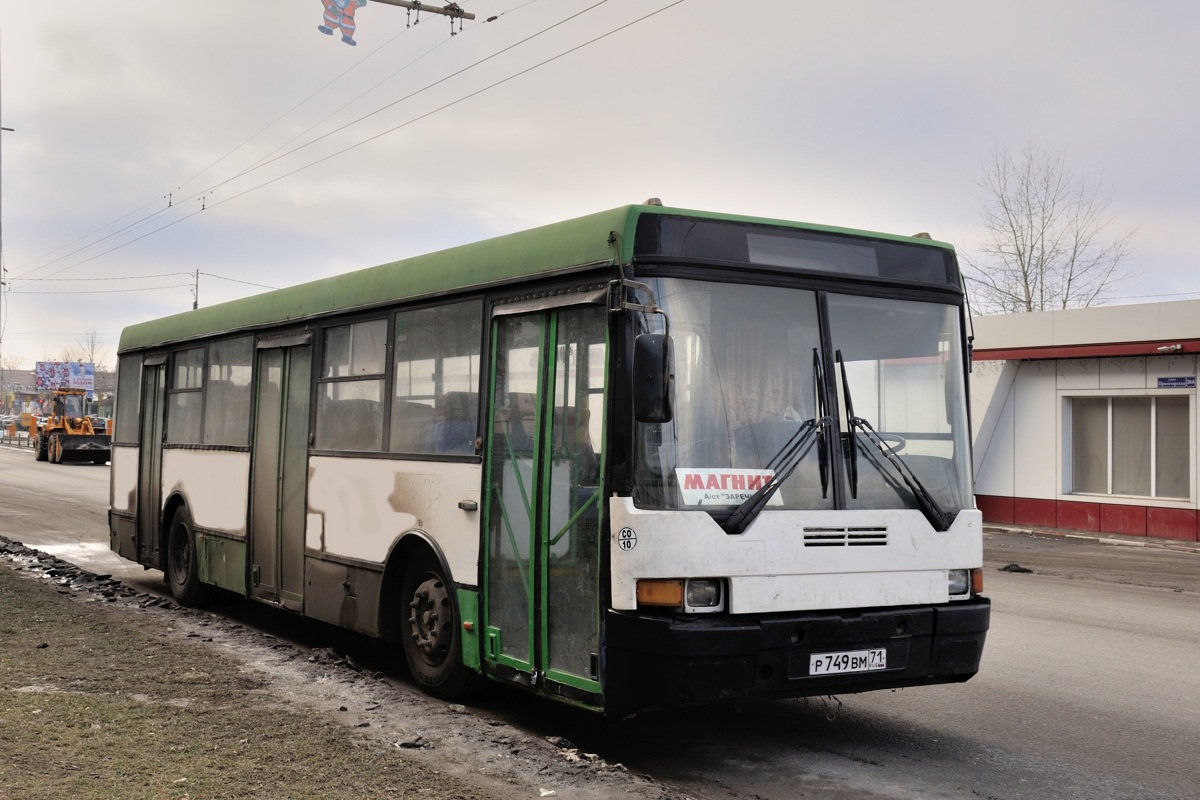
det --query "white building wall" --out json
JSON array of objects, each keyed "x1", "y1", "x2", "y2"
[
  {"x1": 1012, "y1": 361, "x2": 1058, "y2": 500},
  {"x1": 1099, "y1": 357, "x2": 1147, "y2": 389},
  {"x1": 971, "y1": 360, "x2": 1016, "y2": 497}
]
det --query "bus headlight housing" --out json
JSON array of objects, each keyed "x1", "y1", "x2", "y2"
[
  {"x1": 948, "y1": 568, "x2": 983, "y2": 599},
  {"x1": 685, "y1": 578, "x2": 723, "y2": 610},
  {"x1": 637, "y1": 578, "x2": 726, "y2": 613}
]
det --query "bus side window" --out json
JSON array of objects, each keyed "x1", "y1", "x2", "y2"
[{"x1": 390, "y1": 299, "x2": 482, "y2": 457}]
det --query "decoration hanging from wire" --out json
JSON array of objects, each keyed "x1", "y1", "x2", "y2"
[
  {"x1": 318, "y1": 0, "x2": 368, "y2": 46},
  {"x1": 317, "y1": 1, "x2": 476, "y2": 46}
]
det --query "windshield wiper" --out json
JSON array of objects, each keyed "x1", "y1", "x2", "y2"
[
  {"x1": 721, "y1": 349, "x2": 831, "y2": 535},
  {"x1": 721, "y1": 414, "x2": 830, "y2": 535},
  {"x1": 835, "y1": 350, "x2": 954, "y2": 531}
]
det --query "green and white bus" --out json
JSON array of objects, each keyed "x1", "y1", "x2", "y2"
[{"x1": 109, "y1": 203, "x2": 989, "y2": 716}]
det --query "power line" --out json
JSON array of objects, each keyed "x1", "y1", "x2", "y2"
[
  {"x1": 9, "y1": 196, "x2": 169, "y2": 280},
  {"x1": 173, "y1": 4, "x2": 437, "y2": 197},
  {"x1": 194, "y1": 0, "x2": 614, "y2": 207},
  {"x1": 9, "y1": 1, "x2": 527, "y2": 282},
  {"x1": 1110, "y1": 290, "x2": 1200, "y2": 300},
  {"x1": 6, "y1": 283, "x2": 193, "y2": 295},
  {"x1": 199, "y1": 272, "x2": 278, "y2": 291},
  {"x1": 17, "y1": 272, "x2": 192, "y2": 283},
  {"x1": 9, "y1": 21, "x2": 429, "y2": 283},
  {"x1": 11, "y1": 207, "x2": 205, "y2": 286},
  {"x1": 211, "y1": 1, "x2": 688, "y2": 210},
  {"x1": 11, "y1": 0, "x2": 688, "y2": 286}
]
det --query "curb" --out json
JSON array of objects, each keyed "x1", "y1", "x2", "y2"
[{"x1": 985, "y1": 524, "x2": 1200, "y2": 555}]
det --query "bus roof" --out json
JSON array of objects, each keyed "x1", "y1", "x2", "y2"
[{"x1": 117, "y1": 204, "x2": 954, "y2": 354}]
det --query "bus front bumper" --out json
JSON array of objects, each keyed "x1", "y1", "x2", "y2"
[{"x1": 603, "y1": 596, "x2": 989, "y2": 717}]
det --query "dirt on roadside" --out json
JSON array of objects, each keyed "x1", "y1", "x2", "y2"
[{"x1": 0, "y1": 537, "x2": 683, "y2": 800}]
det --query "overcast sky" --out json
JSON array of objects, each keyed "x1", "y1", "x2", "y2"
[{"x1": 2, "y1": 0, "x2": 1198, "y2": 370}]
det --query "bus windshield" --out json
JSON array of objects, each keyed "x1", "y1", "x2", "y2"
[{"x1": 633, "y1": 277, "x2": 974, "y2": 524}]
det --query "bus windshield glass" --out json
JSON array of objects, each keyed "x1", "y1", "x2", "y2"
[{"x1": 632, "y1": 277, "x2": 973, "y2": 522}]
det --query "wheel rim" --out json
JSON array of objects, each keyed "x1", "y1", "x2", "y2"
[{"x1": 408, "y1": 573, "x2": 452, "y2": 666}]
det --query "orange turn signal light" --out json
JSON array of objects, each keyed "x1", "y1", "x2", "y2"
[
  {"x1": 971, "y1": 568, "x2": 984, "y2": 594},
  {"x1": 636, "y1": 579, "x2": 685, "y2": 607}
]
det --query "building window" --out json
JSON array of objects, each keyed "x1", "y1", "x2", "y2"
[{"x1": 1069, "y1": 395, "x2": 1191, "y2": 499}]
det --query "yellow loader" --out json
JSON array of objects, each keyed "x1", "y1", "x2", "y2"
[{"x1": 33, "y1": 388, "x2": 111, "y2": 465}]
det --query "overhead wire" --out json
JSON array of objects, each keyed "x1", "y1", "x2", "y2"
[
  {"x1": 212, "y1": 0, "x2": 690, "y2": 211},
  {"x1": 186, "y1": 0, "x2": 612, "y2": 206},
  {"x1": 174, "y1": 3, "x2": 437, "y2": 196},
  {"x1": 199, "y1": 272, "x2": 278, "y2": 291},
  {"x1": 7, "y1": 284, "x2": 194, "y2": 295},
  {"x1": 12, "y1": 0, "x2": 687, "y2": 289},
  {"x1": 8, "y1": 0, "x2": 543, "y2": 286},
  {"x1": 8, "y1": 8, "x2": 435, "y2": 283}
]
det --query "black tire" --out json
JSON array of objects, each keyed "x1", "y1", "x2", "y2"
[
  {"x1": 49, "y1": 434, "x2": 62, "y2": 464},
  {"x1": 166, "y1": 506, "x2": 211, "y2": 607},
  {"x1": 34, "y1": 434, "x2": 48, "y2": 462},
  {"x1": 399, "y1": 551, "x2": 484, "y2": 699}
]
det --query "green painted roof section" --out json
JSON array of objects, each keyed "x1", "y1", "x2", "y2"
[
  {"x1": 117, "y1": 204, "x2": 953, "y2": 353},
  {"x1": 118, "y1": 206, "x2": 639, "y2": 354}
]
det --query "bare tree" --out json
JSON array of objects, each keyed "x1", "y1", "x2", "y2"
[
  {"x1": 60, "y1": 327, "x2": 109, "y2": 371},
  {"x1": 963, "y1": 142, "x2": 1134, "y2": 313}
]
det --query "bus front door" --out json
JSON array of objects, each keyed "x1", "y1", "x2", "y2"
[
  {"x1": 249, "y1": 343, "x2": 311, "y2": 610},
  {"x1": 484, "y1": 306, "x2": 606, "y2": 699}
]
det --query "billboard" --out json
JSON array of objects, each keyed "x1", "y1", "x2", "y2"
[{"x1": 35, "y1": 361, "x2": 95, "y2": 391}]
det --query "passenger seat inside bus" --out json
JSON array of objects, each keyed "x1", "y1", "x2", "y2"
[
  {"x1": 390, "y1": 400, "x2": 435, "y2": 453},
  {"x1": 506, "y1": 392, "x2": 537, "y2": 455},
  {"x1": 425, "y1": 391, "x2": 478, "y2": 454},
  {"x1": 326, "y1": 398, "x2": 383, "y2": 451}
]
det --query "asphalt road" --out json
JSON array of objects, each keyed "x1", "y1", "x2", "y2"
[{"x1": 2, "y1": 443, "x2": 1198, "y2": 799}]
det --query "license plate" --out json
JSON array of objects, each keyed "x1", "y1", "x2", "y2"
[{"x1": 810, "y1": 648, "x2": 887, "y2": 675}]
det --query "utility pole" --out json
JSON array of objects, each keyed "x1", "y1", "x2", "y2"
[
  {"x1": 1, "y1": 11, "x2": 12, "y2": 410},
  {"x1": 0, "y1": 124, "x2": 11, "y2": 414}
]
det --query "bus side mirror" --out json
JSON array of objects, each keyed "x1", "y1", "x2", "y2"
[{"x1": 633, "y1": 333, "x2": 673, "y2": 423}]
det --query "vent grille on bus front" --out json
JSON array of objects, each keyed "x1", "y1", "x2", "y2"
[{"x1": 802, "y1": 527, "x2": 888, "y2": 547}]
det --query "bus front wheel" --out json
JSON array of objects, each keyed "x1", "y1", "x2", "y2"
[
  {"x1": 166, "y1": 507, "x2": 211, "y2": 607},
  {"x1": 400, "y1": 552, "x2": 483, "y2": 699}
]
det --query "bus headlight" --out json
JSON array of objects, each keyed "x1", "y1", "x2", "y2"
[
  {"x1": 948, "y1": 569, "x2": 969, "y2": 596},
  {"x1": 685, "y1": 578, "x2": 723, "y2": 610},
  {"x1": 948, "y1": 568, "x2": 982, "y2": 599}
]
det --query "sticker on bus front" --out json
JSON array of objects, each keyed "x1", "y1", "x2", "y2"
[
  {"x1": 617, "y1": 527, "x2": 637, "y2": 551},
  {"x1": 809, "y1": 648, "x2": 887, "y2": 676},
  {"x1": 675, "y1": 468, "x2": 782, "y2": 506}
]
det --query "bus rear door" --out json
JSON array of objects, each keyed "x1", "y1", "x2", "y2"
[
  {"x1": 136, "y1": 356, "x2": 166, "y2": 565},
  {"x1": 249, "y1": 338, "x2": 312, "y2": 610}
]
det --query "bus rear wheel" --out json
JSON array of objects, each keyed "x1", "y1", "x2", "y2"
[
  {"x1": 166, "y1": 507, "x2": 211, "y2": 607},
  {"x1": 400, "y1": 552, "x2": 483, "y2": 699}
]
